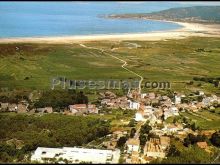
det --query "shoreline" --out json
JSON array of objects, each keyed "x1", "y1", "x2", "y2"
[{"x1": 0, "y1": 21, "x2": 220, "y2": 43}]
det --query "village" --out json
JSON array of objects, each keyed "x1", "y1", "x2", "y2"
[{"x1": 0, "y1": 88, "x2": 220, "y2": 163}]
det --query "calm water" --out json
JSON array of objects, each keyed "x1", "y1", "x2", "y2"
[{"x1": 0, "y1": 2, "x2": 197, "y2": 38}]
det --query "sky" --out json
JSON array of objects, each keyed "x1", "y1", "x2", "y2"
[{"x1": 117, "y1": 1, "x2": 220, "y2": 6}]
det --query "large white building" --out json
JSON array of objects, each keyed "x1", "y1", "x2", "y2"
[
  {"x1": 31, "y1": 147, "x2": 120, "y2": 164},
  {"x1": 128, "y1": 100, "x2": 140, "y2": 110}
]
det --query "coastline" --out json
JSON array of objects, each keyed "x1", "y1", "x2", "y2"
[{"x1": 0, "y1": 21, "x2": 220, "y2": 43}]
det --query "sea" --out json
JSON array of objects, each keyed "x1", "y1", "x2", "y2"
[{"x1": 0, "y1": 2, "x2": 199, "y2": 38}]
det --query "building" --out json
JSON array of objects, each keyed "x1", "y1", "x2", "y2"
[
  {"x1": 44, "y1": 107, "x2": 53, "y2": 113},
  {"x1": 160, "y1": 136, "x2": 171, "y2": 150},
  {"x1": 126, "y1": 138, "x2": 140, "y2": 153},
  {"x1": 69, "y1": 104, "x2": 98, "y2": 115},
  {"x1": 17, "y1": 103, "x2": 27, "y2": 113},
  {"x1": 148, "y1": 93, "x2": 156, "y2": 100},
  {"x1": 143, "y1": 106, "x2": 154, "y2": 116},
  {"x1": 162, "y1": 124, "x2": 183, "y2": 134},
  {"x1": 0, "y1": 102, "x2": 9, "y2": 111},
  {"x1": 31, "y1": 147, "x2": 120, "y2": 164},
  {"x1": 174, "y1": 95, "x2": 181, "y2": 104},
  {"x1": 8, "y1": 104, "x2": 17, "y2": 112},
  {"x1": 87, "y1": 104, "x2": 98, "y2": 114},
  {"x1": 141, "y1": 93, "x2": 147, "y2": 99},
  {"x1": 144, "y1": 138, "x2": 165, "y2": 159},
  {"x1": 135, "y1": 111, "x2": 145, "y2": 122},
  {"x1": 198, "y1": 91, "x2": 205, "y2": 96},
  {"x1": 196, "y1": 142, "x2": 208, "y2": 149},
  {"x1": 69, "y1": 104, "x2": 87, "y2": 115},
  {"x1": 128, "y1": 100, "x2": 140, "y2": 110}
]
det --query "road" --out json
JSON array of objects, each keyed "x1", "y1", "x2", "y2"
[{"x1": 79, "y1": 43, "x2": 143, "y2": 93}]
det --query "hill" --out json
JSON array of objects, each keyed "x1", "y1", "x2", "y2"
[{"x1": 107, "y1": 6, "x2": 220, "y2": 24}]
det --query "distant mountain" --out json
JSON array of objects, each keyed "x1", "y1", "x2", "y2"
[{"x1": 106, "y1": 6, "x2": 220, "y2": 24}]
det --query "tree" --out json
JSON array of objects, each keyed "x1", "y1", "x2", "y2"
[
  {"x1": 130, "y1": 128, "x2": 136, "y2": 138},
  {"x1": 128, "y1": 119, "x2": 136, "y2": 127},
  {"x1": 210, "y1": 131, "x2": 220, "y2": 147},
  {"x1": 117, "y1": 136, "x2": 127, "y2": 148},
  {"x1": 140, "y1": 123, "x2": 152, "y2": 135},
  {"x1": 167, "y1": 144, "x2": 180, "y2": 157},
  {"x1": 139, "y1": 134, "x2": 147, "y2": 146},
  {"x1": 191, "y1": 122, "x2": 197, "y2": 131}
]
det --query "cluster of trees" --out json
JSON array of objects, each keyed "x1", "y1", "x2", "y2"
[
  {"x1": 34, "y1": 90, "x2": 88, "y2": 110},
  {"x1": 182, "y1": 118, "x2": 199, "y2": 131},
  {"x1": 139, "y1": 122, "x2": 152, "y2": 146},
  {"x1": 127, "y1": 119, "x2": 137, "y2": 127},
  {"x1": 117, "y1": 136, "x2": 128, "y2": 149},
  {"x1": 157, "y1": 145, "x2": 213, "y2": 164},
  {"x1": 210, "y1": 131, "x2": 220, "y2": 147},
  {"x1": 183, "y1": 133, "x2": 208, "y2": 147},
  {"x1": 193, "y1": 77, "x2": 220, "y2": 87},
  {"x1": 130, "y1": 128, "x2": 136, "y2": 138},
  {"x1": 0, "y1": 113, "x2": 110, "y2": 163},
  {"x1": 0, "y1": 91, "x2": 30, "y2": 104},
  {"x1": 183, "y1": 131, "x2": 220, "y2": 148}
]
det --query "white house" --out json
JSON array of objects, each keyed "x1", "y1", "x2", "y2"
[
  {"x1": 31, "y1": 147, "x2": 120, "y2": 164},
  {"x1": 141, "y1": 93, "x2": 147, "y2": 99},
  {"x1": 170, "y1": 106, "x2": 179, "y2": 115},
  {"x1": 128, "y1": 100, "x2": 140, "y2": 110},
  {"x1": 198, "y1": 91, "x2": 205, "y2": 96},
  {"x1": 126, "y1": 138, "x2": 140, "y2": 153},
  {"x1": 174, "y1": 95, "x2": 181, "y2": 104},
  {"x1": 135, "y1": 112, "x2": 145, "y2": 122}
]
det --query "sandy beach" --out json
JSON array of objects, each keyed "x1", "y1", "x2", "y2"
[{"x1": 0, "y1": 21, "x2": 220, "y2": 43}]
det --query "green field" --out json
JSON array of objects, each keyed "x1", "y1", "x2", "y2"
[
  {"x1": 180, "y1": 110, "x2": 220, "y2": 130},
  {"x1": 0, "y1": 37, "x2": 220, "y2": 93}
]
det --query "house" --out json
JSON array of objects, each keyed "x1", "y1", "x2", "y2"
[
  {"x1": 189, "y1": 104, "x2": 198, "y2": 112},
  {"x1": 150, "y1": 129, "x2": 164, "y2": 137},
  {"x1": 143, "y1": 106, "x2": 154, "y2": 116},
  {"x1": 126, "y1": 138, "x2": 140, "y2": 153},
  {"x1": 8, "y1": 104, "x2": 17, "y2": 112},
  {"x1": 17, "y1": 103, "x2": 27, "y2": 113},
  {"x1": 174, "y1": 95, "x2": 181, "y2": 104},
  {"x1": 36, "y1": 108, "x2": 46, "y2": 113},
  {"x1": 162, "y1": 124, "x2": 183, "y2": 134},
  {"x1": 69, "y1": 104, "x2": 98, "y2": 115},
  {"x1": 198, "y1": 91, "x2": 205, "y2": 96},
  {"x1": 87, "y1": 104, "x2": 98, "y2": 114},
  {"x1": 141, "y1": 93, "x2": 147, "y2": 99},
  {"x1": 69, "y1": 104, "x2": 88, "y2": 115},
  {"x1": 144, "y1": 138, "x2": 165, "y2": 159},
  {"x1": 0, "y1": 102, "x2": 9, "y2": 111},
  {"x1": 153, "y1": 108, "x2": 163, "y2": 119},
  {"x1": 160, "y1": 136, "x2": 170, "y2": 150},
  {"x1": 131, "y1": 151, "x2": 140, "y2": 164},
  {"x1": 31, "y1": 147, "x2": 120, "y2": 164},
  {"x1": 44, "y1": 107, "x2": 53, "y2": 113},
  {"x1": 196, "y1": 142, "x2": 208, "y2": 149},
  {"x1": 128, "y1": 100, "x2": 140, "y2": 110},
  {"x1": 101, "y1": 99, "x2": 111, "y2": 105},
  {"x1": 148, "y1": 93, "x2": 156, "y2": 100},
  {"x1": 135, "y1": 111, "x2": 145, "y2": 122}
]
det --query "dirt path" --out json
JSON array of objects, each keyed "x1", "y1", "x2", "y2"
[{"x1": 79, "y1": 43, "x2": 143, "y2": 93}]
